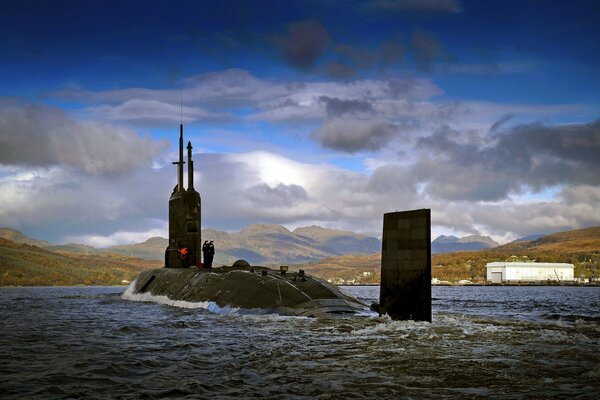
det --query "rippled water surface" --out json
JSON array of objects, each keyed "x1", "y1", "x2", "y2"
[{"x1": 1, "y1": 285, "x2": 599, "y2": 399}]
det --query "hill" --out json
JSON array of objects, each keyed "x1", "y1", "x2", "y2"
[
  {"x1": 498, "y1": 226, "x2": 600, "y2": 253},
  {"x1": 432, "y1": 234, "x2": 499, "y2": 254},
  {"x1": 0, "y1": 225, "x2": 504, "y2": 264},
  {"x1": 0, "y1": 228, "x2": 51, "y2": 248},
  {"x1": 107, "y1": 237, "x2": 168, "y2": 260},
  {"x1": 303, "y1": 226, "x2": 600, "y2": 284},
  {"x1": 2, "y1": 225, "x2": 597, "y2": 286},
  {"x1": 85, "y1": 224, "x2": 381, "y2": 266},
  {"x1": 0, "y1": 238, "x2": 160, "y2": 286},
  {"x1": 303, "y1": 253, "x2": 381, "y2": 285}
]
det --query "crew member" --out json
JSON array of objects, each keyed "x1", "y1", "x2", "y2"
[
  {"x1": 180, "y1": 246, "x2": 189, "y2": 268},
  {"x1": 203, "y1": 240, "x2": 215, "y2": 269}
]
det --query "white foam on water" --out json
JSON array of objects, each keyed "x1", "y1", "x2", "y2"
[{"x1": 121, "y1": 279, "x2": 240, "y2": 315}]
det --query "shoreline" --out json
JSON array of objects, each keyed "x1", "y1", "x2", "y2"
[
  {"x1": 2, "y1": 282, "x2": 599, "y2": 288},
  {"x1": 341, "y1": 282, "x2": 600, "y2": 287}
]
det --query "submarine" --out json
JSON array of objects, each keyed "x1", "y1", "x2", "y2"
[{"x1": 122, "y1": 124, "x2": 372, "y2": 317}]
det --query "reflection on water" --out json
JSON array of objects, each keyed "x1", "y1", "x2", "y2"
[{"x1": 1, "y1": 285, "x2": 599, "y2": 399}]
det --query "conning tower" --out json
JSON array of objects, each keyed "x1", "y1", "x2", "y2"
[{"x1": 165, "y1": 124, "x2": 201, "y2": 268}]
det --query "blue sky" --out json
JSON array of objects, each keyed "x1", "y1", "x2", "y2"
[{"x1": 0, "y1": 0, "x2": 599, "y2": 245}]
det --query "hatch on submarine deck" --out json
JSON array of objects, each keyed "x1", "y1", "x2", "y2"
[
  {"x1": 122, "y1": 122, "x2": 371, "y2": 316},
  {"x1": 124, "y1": 265, "x2": 372, "y2": 317}
]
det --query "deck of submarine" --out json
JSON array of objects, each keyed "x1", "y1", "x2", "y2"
[{"x1": 129, "y1": 266, "x2": 371, "y2": 316}]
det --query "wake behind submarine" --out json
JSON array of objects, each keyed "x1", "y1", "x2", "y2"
[{"x1": 122, "y1": 124, "x2": 372, "y2": 316}]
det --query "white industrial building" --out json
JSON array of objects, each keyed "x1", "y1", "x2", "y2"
[{"x1": 486, "y1": 262, "x2": 574, "y2": 283}]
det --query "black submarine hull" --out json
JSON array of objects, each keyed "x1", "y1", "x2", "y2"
[{"x1": 122, "y1": 266, "x2": 372, "y2": 317}]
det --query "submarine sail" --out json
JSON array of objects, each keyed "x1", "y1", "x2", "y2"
[{"x1": 165, "y1": 124, "x2": 201, "y2": 268}]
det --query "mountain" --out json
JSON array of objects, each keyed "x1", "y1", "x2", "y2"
[
  {"x1": 306, "y1": 226, "x2": 600, "y2": 283},
  {"x1": 498, "y1": 226, "x2": 600, "y2": 253},
  {"x1": 101, "y1": 224, "x2": 381, "y2": 266},
  {"x1": 510, "y1": 234, "x2": 545, "y2": 243},
  {"x1": 0, "y1": 237, "x2": 160, "y2": 286},
  {"x1": 294, "y1": 225, "x2": 381, "y2": 254},
  {"x1": 107, "y1": 237, "x2": 168, "y2": 260},
  {"x1": 47, "y1": 243, "x2": 99, "y2": 254},
  {"x1": 0, "y1": 228, "x2": 51, "y2": 248},
  {"x1": 1, "y1": 225, "x2": 598, "y2": 286},
  {"x1": 432, "y1": 234, "x2": 499, "y2": 254},
  {"x1": 213, "y1": 224, "x2": 381, "y2": 265},
  {"x1": 432, "y1": 226, "x2": 600, "y2": 282},
  {"x1": 458, "y1": 235, "x2": 499, "y2": 247},
  {"x1": 0, "y1": 225, "x2": 381, "y2": 266}
]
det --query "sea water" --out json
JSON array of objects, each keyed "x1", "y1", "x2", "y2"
[{"x1": 0, "y1": 285, "x2": 598, "y2": 399}]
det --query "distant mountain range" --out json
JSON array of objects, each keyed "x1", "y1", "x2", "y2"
[
  {"x1": 2, "y1": 224, "x2": 596, "y2": 269},
  {"x1": 103, "y1": 224, "x2": 383, "y2": 265},
  {"x1": 1, "y1": 225, "x2": 598, "y2": 286},
  {"x1": 431, "y1": 234, "x2": 499, "y2": 254},
  {"x1": 305, "y1": 226, "x2": 600, "y2": 284},
  {"x1": 1, "y1": 224, "x2": 551, "y2": 267},
  {"x1": 0, "y1": 225, "x2": 506, "y2": 265},
  {"x1": 0, "y1": 224, "x2": 382, "y2": 266}
]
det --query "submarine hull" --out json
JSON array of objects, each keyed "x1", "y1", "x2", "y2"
[{"x1": 122, "y1": 266, "x2": 372, "y2": 317}]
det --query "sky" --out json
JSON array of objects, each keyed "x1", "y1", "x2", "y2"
[{"x1": 0, "y1": 0, "x2": 599, "y2": 246}]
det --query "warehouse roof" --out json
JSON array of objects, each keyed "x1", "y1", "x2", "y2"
[{"x1": 486, "y1": 262, "x2": 574, "y2": 269}]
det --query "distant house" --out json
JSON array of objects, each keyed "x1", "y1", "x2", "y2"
[{"x1": 486, "y1": 262, "x2": 574, "y2": 283}]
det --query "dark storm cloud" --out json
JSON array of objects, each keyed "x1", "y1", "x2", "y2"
[
  {"x1": 276, "y1": 20, "x2": 330, "y2": 70},
  {"x1": 415, "y1": 119, "x2": 600, "y2": 201},
  {"x1": 319, "y1": 96, "x2": 375, "y2": 117},
  {"x1": 0, "y1": 102, "x2": 167, "y2": 175},
  {"x1": 491, "y1": 120, "x2": 600, "y2": 187},
  {"x1": 311, "y1": 118, "x2": 399, "y2": 153}
]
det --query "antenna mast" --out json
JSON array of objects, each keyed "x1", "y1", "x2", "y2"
[{"x1": 180, "y1": 83, "x2": 183, "y2": 124}]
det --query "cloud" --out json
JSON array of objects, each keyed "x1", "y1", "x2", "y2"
[
  {"x1": 0, "y1": 164, "x2": 170, "y2": 242},
  {"x1": 311, "y1": 118, "x2": 400, "y2": 152},
  {"x1": 244, "y1": 183, "x2": 309, "y2": 207},
  {"x1": 469, "y1": 185, "x2": 600, "y2": 238},
  {"x1": 88, "y1": 99, "x2": 230, "y2": 123},
  {"x1": 276, "y1": 20, "x2": 330, "y2": 70},
  {"x1": 321, "y1": 38, "x2": 406, "y2": 79},
  {"x1": 414, "y1": 119, "x2": 600, "y2": 201},
  {"x1": 2, "y1": 142, "x2": 598, "y2": 245},
  {"x1": 56, "y1": 69, "x2": 449, "y2": 127},
  {"x1": 66, "y1": 228, "x2": 168, "y2": 248},
  {"x1": 248, "y1": 75, "x2": 443, "y2": 122},
  {"x1": 0, "y1": 102, "x2": 168, "y2": 175},
  {"x1": 57, "y1": 69, "x2": 273, "y2": 107},
  {"x1": 319, "y1": 96, "x2": 375, "y2": 117}
]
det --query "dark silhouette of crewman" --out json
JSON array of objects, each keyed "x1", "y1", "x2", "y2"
[{"x1": 203, "y1": 241, "x2": 215, "y2": 269}]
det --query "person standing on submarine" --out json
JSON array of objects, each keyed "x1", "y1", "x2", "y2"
[
  {"x1": 203, "y1": 241, "x2": 215, "y2": 269},
  {"x1": 180, "y1": 246, "x2": 189, "y2": 268}
]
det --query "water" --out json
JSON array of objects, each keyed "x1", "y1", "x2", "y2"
[{"x1": 1, "y1": 285, "x2": 599, "y2": 399}]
